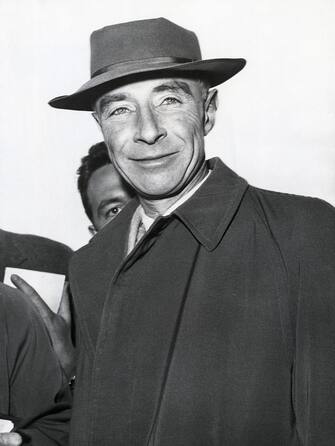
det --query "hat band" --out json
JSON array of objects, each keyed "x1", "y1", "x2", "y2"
[{"x1": 92, "y1": 56, "x2": 197, "y2": 78}]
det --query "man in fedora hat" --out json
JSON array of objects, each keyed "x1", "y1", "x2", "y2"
[{"x1": 49, "y1": 18, "x2": 335, "y2": 445}]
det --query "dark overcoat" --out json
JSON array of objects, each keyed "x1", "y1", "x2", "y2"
[{"x1": 69, "y1": 158, "x2": 335, "y2": 445}]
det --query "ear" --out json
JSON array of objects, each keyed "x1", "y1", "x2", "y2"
[
  {"x1": 203, "y1": 89, "x2": 218, "y2": 136},
  {"x1": 92, "y1": 112, "x2": 101, "y2": 128},
  {"x1": 88, "y1": 224, "x2": 97, "y2": 237}
]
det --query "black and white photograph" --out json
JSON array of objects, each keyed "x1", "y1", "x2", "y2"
[{"x1": 0, "y1": 0, "x2": 334, "y2": 444}]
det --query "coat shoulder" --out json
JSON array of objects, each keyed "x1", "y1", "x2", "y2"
[
  {"x1": 0, "y1": 229, "x2": 73, "y2": 276},
  {"x1": 246, "y1": 186, "x2": 335, "y2": 251},
  {"x1": 7, "y1": 230, "x2": 73, "y2": 258},
  {"x1": 249, "y1": 186, "x2": 334, "y2": 217}
]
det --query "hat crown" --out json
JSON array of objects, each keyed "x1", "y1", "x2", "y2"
[
  {"x1": 49, "y1": 17, "x2": 246, "y2": 111},
  {"x1": 90, "y1": 18, "x2": 202, "y2": 77}
]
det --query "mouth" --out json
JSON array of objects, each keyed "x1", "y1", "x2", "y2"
[
  {"x1": 130, "y1": 152, "x2": 178, "y2": 165},
  {"x1": 132, "y1": 152, "x2": 178, "y2": 162}
]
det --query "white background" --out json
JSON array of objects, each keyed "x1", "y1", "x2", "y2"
[{"x1": 0, "y1": 0, "x2": 334, "y2": 250}]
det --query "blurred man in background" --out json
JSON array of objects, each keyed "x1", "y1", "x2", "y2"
[
  {"x1": 1, "y1": 142, "x2": 136, "y2": 443},
  {"x1": 0, "y1": 158, "x2": 73, "y2": 446},
  {"x1": 7, "y1": 142, "x2": 135, "y2": 403}
]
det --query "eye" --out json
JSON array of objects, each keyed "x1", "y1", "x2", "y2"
[
  {"x1": 161, "y1": 96, "x2": 181, "y2": 105},
  {"x1": 105, "y1": 206, "x2": 122, "y2": 219},
  {"x1": 109, "y1": 106, "x2": 130, "y2": 116}
]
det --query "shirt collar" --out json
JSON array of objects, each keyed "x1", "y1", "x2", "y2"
[
  {"x1": 163, "y1": 170, "x2": 211, "y2": 216},
  {"x1": 139, "y1": 208, "x2": 155, "y2": 232}
]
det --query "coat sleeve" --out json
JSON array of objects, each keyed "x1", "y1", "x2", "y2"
[
  {"x1": 293, "y1": 199, "x2": 335, "y2": 445},
  {"x1": 1, "y1": 283, "x2": 71, "y2": 445}
]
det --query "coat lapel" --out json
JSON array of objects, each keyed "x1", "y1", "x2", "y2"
[{"x1": 175, "y1": 157, "x2": 248, "y2": 250}]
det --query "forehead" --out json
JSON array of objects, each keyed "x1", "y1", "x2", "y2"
[
  {"x1": 95, "y1": 77, "x2": 202, "y2": 109},
  {"x1": 87, "y1": 164, "x2": 123, "y2": 198}
]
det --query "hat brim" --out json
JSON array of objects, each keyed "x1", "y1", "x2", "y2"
[{"x1": 49, "y1": 58, "x2": 246, "y2": 111}]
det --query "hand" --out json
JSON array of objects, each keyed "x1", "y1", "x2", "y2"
[
  {"x1": 10, "y1": 275, "x2": 75, "y2": 379},
  {"x1": 0, "y1": 433, "x2": 22, "y2": 445}
]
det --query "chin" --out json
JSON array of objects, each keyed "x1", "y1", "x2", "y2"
[{"x1": 136, "y1": 182, "x2": 185, "y2": 199}]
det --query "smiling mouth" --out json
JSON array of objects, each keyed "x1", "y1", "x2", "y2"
[{"x1": 131, "y1": 152, "x2": 178, "y2": 163}]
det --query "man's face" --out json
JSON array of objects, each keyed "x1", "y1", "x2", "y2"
[
  {"x1": 87, "y1": 163, "x2": 133, "y2": 231},
  {"x1": 95, "y1": 77, "x2": 216, "y2": 198}
]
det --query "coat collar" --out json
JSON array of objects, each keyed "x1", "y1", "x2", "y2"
[{"x1": 173, "y1": 157, "x2": 249, "y2": 251}]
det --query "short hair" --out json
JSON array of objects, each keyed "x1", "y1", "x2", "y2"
[
  {"x1": 77, "y1": 141, "x2": 115, "y2": 222},
  {"x1": 197, "y1": 78, "x2": 210, "y2": 100}
]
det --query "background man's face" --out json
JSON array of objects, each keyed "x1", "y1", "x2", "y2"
[
  {"x1": 95, "y1": 77, "x2": 213, "y2": 198},
  {"x1": 87, "y1": 164, "x2": 133, "y2": 231}
]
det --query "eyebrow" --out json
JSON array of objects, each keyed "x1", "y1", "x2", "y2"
[
  {"x1": 153, "y1": 81, "x2": 193, "y2": 97},
  {"x1": 98, "y1": 94, "x2": 128, "y2": 112},
  {"x1": 97, "y1": 80, "x2": 194, "y2": 113}
]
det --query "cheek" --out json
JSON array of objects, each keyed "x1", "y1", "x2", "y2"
[
  {"x1": 172, "y1": 112, "x2": 204, "y2": 153},
  {"x1": 172, "y1": 109, "x2": 204, "y2": 137},
  {"x1": 101, "y1": 125, "x2": 131, "y2": 159}
]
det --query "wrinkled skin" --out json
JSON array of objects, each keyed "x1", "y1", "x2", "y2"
[{"x1": 94, "y1": 77, "x2": 217, "y2": 215}]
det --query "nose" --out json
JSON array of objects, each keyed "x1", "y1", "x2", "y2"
[{"x1": 134, "y1": 106, "x2": 166, "y2": 144}]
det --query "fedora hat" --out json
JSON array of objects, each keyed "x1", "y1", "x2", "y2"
[{"x1": 49, "y1": 18, "x2": 246, "y2": 111}]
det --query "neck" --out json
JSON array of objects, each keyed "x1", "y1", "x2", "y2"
[{"x1": 139, "y1": 162, "x2": 209, "y2": 219}]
